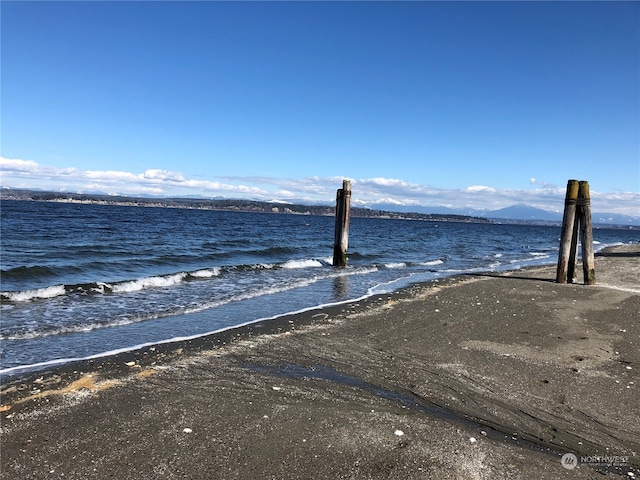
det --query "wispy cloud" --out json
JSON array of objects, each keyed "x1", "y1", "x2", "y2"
[
  {"x1": 1, "y1": 157, "x2": 638, "y2": 216},
  {"x1": 530, "y1": 177, "x2": 558, "y2": 189}
]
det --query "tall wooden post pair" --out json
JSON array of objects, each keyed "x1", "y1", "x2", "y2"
[{"x1": 556, "y1": 180, "x2": 595, "y2": 285}]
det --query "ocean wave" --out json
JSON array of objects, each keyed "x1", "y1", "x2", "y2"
[
  {"x1": 111, "y1": 273, "x2": 188, "y2": 293},
  {"x1": 0, "y1": 317, "x2": 141, "y2": 341},
  {"x1": 1, "y1": 271, "x2": 201, "y2": 303},
  {"x1": 1, "y1": 285, "x2": 67, "y2": 302},
  {"x1": 420, "y1": 259, "x2": 444, "y2": 266},
  {"x1": 384, "y1": 262, "x2": 406, "y2": 269},
  {"x1": 182, "y1": 277, "x2": 324, "y2": 316},
  {"x1": 1, "y1": 264, "x2": 383, "y2": 341},
  {"x1": 190, "y1": 268, "x2": 221, "y2": 278},
  {"x1": 0, "y1": 257, "x2": 334, "y2": 303},
  {"x1": 0, "y1": 265, "x2": 59, "y2": 280},
  {"x1": 281, "y1": 258, "x2": 324, "y2": 269},
  {"x1": 1, "y1": 275, "x2": 326, "y2": 341}
]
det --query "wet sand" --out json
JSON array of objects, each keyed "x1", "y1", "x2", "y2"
[{"x1": 1, "y1": 244, "x2": 639, "y2": 479}]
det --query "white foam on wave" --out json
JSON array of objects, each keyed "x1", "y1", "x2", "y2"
[
  {"x1": 2, "y1": 285, "x2": 66, "y2": 302},
  {"x1": 282, "y1": 259, "x2": 323, "y2": 269},
  {"x1": 111, "y1": 273, "x2": 187, "y2": 293},
  {"x1": 182, "y1": 274, "x2": 330, "y2": 316},
  {"x1": 529, "y1": 252, "x2": 550, "y2": 258},
  {"x1": 191, "y1": 267, "x2": 221, "y2": 278},
  {"x1": 92, "y1": 282, "x2": 111, "y2": 294},
  {"x1": 421, "y1": 259, "x2": 444, "y2": 266},
  {"x1": 0, "y1": 317, "x2": 140, "y2": 341},
  {"x1": 385, "y1": 262, "x2": 406, "y2": 269}
]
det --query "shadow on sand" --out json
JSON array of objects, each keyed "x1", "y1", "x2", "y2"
[
  {"x1": 465, "y1": 272, "x2": 557, "y2": 283},
  {"x1": 595, "y1": 251, "x2": 640, "y2": 258}
]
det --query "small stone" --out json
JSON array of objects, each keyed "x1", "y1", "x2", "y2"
[
  {"x1": 183, "y1": 428, "x2": 192, "y2": 434},
  {"x1": 469, "y1": 437, "x2": 477, "y2": 443},
  {"x1": 125, "y1": 361, "x2": 136, "y2": 367},
  {"x1": 272, "y1": 386, "x2": 282, "y2": 391},
  {"x1": 394, "y1": 430, "x2": 404, "y2": 436}
]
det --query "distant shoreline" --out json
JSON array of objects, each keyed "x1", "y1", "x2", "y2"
[
  {"x1": 3, "y1": 188, "x2": 638, "y2": 228},
  {"x1": 0, "y1": 188, "x2": 492, "y2": 224}
]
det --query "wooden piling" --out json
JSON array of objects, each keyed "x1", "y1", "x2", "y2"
[
  {"x1": 333, "y1": 180, "x2": 351, "y2": 267},
  {"x1": 578, "y1": 181, "x2": 595, "y2": 285},
  {"x1": 556, "y1": 180, "x2": 579, "y2": 283},
  {"x1": 567, "y1": 212, "x2": 580, "y2": 284}
]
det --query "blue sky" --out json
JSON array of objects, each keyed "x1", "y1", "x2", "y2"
[{"x1": 1, "y1": 1, "x2": 639, "y2": 215}]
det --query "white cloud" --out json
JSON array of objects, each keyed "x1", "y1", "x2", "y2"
[
  {"x1": 529, "y1": 178, "x2": 558, "y2": 189},
  {"x1": 143, "y1": 169, "x2": 186, "y2": 182},
  {"x1": 464, "y1": 185, "x2": 496, "y2": 193},
  {"x1": 0, "y1": 157, "x2": 78, "y2": 178},
  {"x1": 0, "y1": 157, "x2": 40, "y2": 173},
  {"x1": 1, "y1": 157, "x2": 638, "y2": 217},
  {"x1": 362, "y1": 177, "x2": 411, "y2": 188},
  {"x1": 85, "y1": 170, "x2": 138, "y2": 182}
]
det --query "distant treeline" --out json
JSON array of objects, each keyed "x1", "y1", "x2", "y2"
[{"x1": 0, "y1": 188, "x2": 493, "y2": 224}]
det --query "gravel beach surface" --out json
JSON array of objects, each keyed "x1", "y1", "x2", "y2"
[{"x1": 1, "y1": 244, "x2": 639, "y2": 479}]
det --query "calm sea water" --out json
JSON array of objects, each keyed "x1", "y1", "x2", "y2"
[{"x1": 1, "y1": 200, "x2": 637, "y2": 377}]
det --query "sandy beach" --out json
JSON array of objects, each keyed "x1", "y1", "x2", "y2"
[{"x1": 1, "y1": 244, "x2": 639, "y2": 479}]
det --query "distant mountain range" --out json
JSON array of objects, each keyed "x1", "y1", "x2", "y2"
[
  {"x1": 2, "y1": 187, "x2": 639, "y2": 226},
  {"x1": 367, "y1": 202, "x2": 640, "y2": 226}
]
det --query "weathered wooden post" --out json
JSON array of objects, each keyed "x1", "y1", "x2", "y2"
[
  {"x1": 567, "y1": 211, "x2": 580, "y2": 284},
  {"x1": 578, "y1": 181, "x2": 595, "y2": 285},
  {"x1": 556, "y1": 180, "x2": 579, "y2": 283},
  {"x1": 333, "y1": 180, "x2": 351, "y2": 267}
]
